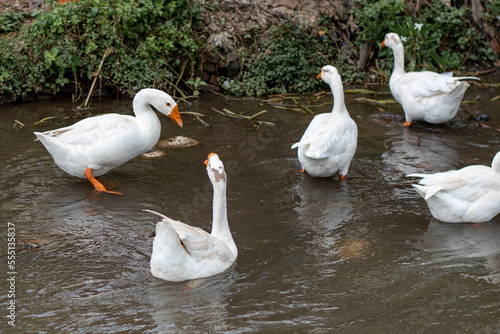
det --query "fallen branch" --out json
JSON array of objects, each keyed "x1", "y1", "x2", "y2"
[
  {"x1": 293, "y1": 98, "x2": 314, "y2": 114},
  {"x1": 180, "y1": 111, "x2": 210, "y2": 118},
  {"x1": 478, "y1": 122, "x2": 500, "y2": 132},
  {"x1": 355, "y1": 97, "x2": 397, "y2": 105},
  {"x1": 212, "y1": 107, "x2": 268, "y2": 121}
]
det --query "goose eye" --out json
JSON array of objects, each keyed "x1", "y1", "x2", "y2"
[{"x1": 166, "y1": 103, "x2": 171, "y2": 107}]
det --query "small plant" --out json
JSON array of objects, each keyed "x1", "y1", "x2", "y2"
[{"x1": 187, "y1": 77, "x2": 207, "y2": 96}]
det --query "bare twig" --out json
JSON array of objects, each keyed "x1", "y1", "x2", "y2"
[
  {"x1": 165, "y1": 79, "x2": 187, "y2": 98},
  {"x1": 212, "y1": 107, "x2": 268, "y2": 121},
  {"x1": 33, "y1": 116, "x2": 56, "y2": 125},
  {"x1": 478, "y1": 122, "x2": 500, "y2": 132},
  {"x1": 416, "y1": 134, "x2": 422, "y2": 147},
  {"x1": 13, "y1": 120, "x2": 24, "y2": 130},
  {"x1": 196, "y1": 115, "x2": 210, "y2": 127},
  {"x1": 78, "y1": 50, "x2": 110, "y2": 109},
  {"x1": 355, "y1": 97, "x2": 397, "y2": 105}
]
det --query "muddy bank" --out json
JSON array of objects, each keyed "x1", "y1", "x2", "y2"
[
  {"x1": 196, "y1": 0, "x2": 357, "y2": 92},
  {"x1": 197, "y1": 0, "x2": 499, "y2": 92}
]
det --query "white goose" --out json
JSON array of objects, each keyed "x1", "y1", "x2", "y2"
[
  {"x1": 34, "y1": 88, "x2": 183, "y2": 194},
  {"x1": 381, "y1": 32, "x2": 479, "y2": 126},
  {"x1": 291, "y1": 65, "x2": 358, "y2": 179},
  {"x1": 408, "y1": 152, "x2": 500, "y2": 223},
  {"x1": 146, "y1": 153, "x2": 237, "y2": 282}
]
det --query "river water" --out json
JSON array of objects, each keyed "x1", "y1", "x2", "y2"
[{"x1": 1, "y1": 80, "x2": 499, "y2": 333}]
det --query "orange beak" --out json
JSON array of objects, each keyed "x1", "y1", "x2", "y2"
[
  {"x1": 168, "y1": 105, "x2": 183, "y2": 128},
  {"x1": 380, "y1": 40, "x2": 386, "y2": 48},
  {"x1": 316, "y1": 66, "x2": 324, "y2": 79},
  {"x1": 204, "y1": 152, "x2": 218, "y2": 166}
]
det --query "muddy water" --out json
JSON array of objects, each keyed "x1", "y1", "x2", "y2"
[{"x1": 1, "y1": 80, "x2": 500, "y2": 333}]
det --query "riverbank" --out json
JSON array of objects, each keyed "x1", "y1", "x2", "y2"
[{"x1": 0, "y1": 0, "x2": 499, "y2": 104}]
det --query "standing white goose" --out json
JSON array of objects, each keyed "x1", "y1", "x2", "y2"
[
  {"x1": 381, "y1": 32, "x2": 479, "y2": 127},
  {"x1": 34, "y1": 88, "x2": 183, "y2": 194},
  {"x1": 408, "y1": 152, "x2": 500, "y2": 223},
  {"x1": 291, "y1": 65, "x2": 358, "y2": 179},
  {"x1": 146, "y1": 153, "x2": 237, "y2": 282}
]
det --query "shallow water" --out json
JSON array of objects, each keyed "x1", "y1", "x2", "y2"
[{"x1": 1, "y1": 80, "x2": 500, "y2": 333}]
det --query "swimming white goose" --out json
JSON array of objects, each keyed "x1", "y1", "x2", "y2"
[
  {"x1": 408, "y1": 152, "x2": 500, "y2": 223},
  {"x1": 291, "y1": 65, "x2": 358, "y2": 179},
  {"x1": 146, "y1": 153, "x2": 237, "y2": 282},
  {"x1": 34, "y1": 88, "x2": 183, "y2": 194},
  {"x1": 381, "y1": 32, "x2": 479, "y2": 126}
]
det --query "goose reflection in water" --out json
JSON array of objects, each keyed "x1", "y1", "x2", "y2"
[
  {"x1": 148, "y1": 274, "x2": 235, "y2": 331},
  {"x1": 416, "y1": 219, "x2": 500, "y2": 285},
  {"x1": 381, "y1": 127, "x2": 459, "y2": 177},
  {"x1": 294, "y1": 177, "x2": 355, "y2": 259}
]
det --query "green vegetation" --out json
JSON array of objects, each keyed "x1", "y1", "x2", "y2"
[
  {"x1": 0, "y1": 0, "x2": 202, "y2": 101},
  {"x1": 0, "y1": 0, "x2": 498, "y2": 100},
  {"x1": 354, "y1": 0, "x2": 498, "y2": 75},
  {"x1": 222, "y1": 23, "x2": 364, "y2": 96},
  {"x1": 225, "y1": 0, "x2": 498, "y2": 96},
  {"x1": 0, "y1": 10, "x2": 33, "y2": 33}
]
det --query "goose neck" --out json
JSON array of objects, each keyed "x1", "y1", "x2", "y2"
[
  {"x1": 391, "y1": 44, "x2": 406, "y2": 78},
  {"x1": 133, "y1": 91, "x2": 155, "y2": 117},
  {"x1": 211, "y1": 181, "x2": 229, "y2": 236},
  {"x1": 132, "y1": 91, "x2": 161, "y2": 130},
  {"x1": 211, "y1": 180, "x2": 237, "y2": 257},
  {"x1": 329, "y1": 79, "x2": 347, "y2": 114}
]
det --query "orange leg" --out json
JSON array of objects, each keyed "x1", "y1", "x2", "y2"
[
  {"x1": 340, "y1": 174, "x2": 346, "y2": 181},
  {"x1": 403, "y1": 121, "x2": 412, "y2": 127},
  {"x1": 84, "y1": 168, "x2": 122, "y2": 195},
  {"x1": 301, "y1": 169, "x2": 305, "y2": 173}
]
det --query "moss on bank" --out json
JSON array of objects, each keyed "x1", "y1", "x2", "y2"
[{"x1": 0, "y1": 0, "x2": 498, "y2": 103}]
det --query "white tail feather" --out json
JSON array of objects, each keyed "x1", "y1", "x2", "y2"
[{"x1": 142, "y1": 209, "x2": 172, "y2": 221}]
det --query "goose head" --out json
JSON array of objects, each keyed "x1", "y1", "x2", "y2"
[
  {"x1": 204, "y1": 153, "x2": 226, "y2": 184},
  {"x1": 316, "y1": 65, "x2": 341, "y2": 85},
  {"x1": 380, "y1": 33, "x2": 402, "y2": 50},
  {"x1": 137, "y1": 88, "x2": 183, "y2": 127}
]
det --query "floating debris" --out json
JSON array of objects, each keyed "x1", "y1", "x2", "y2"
[
  {"x1": 293, "y1": 98, "x2": 314, "y2": 114},
  {"x1": 254, "y1": 120, "x2": 276, "y2": 127},
  {"x1": 141, "y1": 149, "x2": 166, "y2": 159},
  {"x1": 196, "y1": 115, "x2": 210, "y2": 127},
  {"x1": 180, "y1": 111, "x2": 209, "y2": 118},
  {"x1": 478, "y1": 122, "x2": 500, "y2": 132},
  {"x1": 475, "y1": 115, "x2": 491, "y2": 122},
  {"x1": 22, "y1": 243, "x2": 41, "y2": 251},
  {"x1": 212, "y1": 107, "x2": 268, "y2": 120},
  {"x1": 13, "y1": 120, "x2": 25, "y2": 130},
  {"x1": 157, "y1": 136, "x2": 199, "y2": 148},
  {"x1": 34, "y1": 116, "x2": 57, "y2": 125},
  {"x1": 344, "y1": 88, "x2": 378, "y2": 94},
  {"x1": 355, "y1": 97, "x2": 398, "y2": 105}
]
